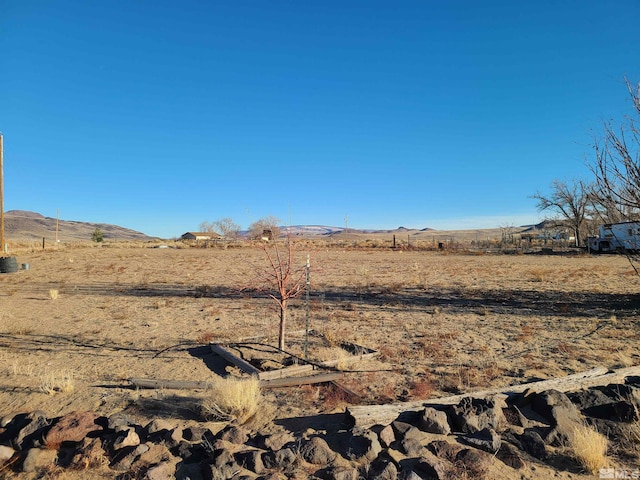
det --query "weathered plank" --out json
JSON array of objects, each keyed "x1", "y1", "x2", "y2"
[
  {"x1": 211, "y1": 341, "x2": 378, "y2": 380},
  {"x1": 541, "y1": 365, "x2": 640, "y2": 392},
  {"x1": 130, "y1": 373, "x2": 342, "y2": 390},
  {"x1": 346, "y1": 366, "x2": 640, "y2": 428},
  {"x1": 258, "y1": 364, "x2": 315, "y2": 381},
  {"x1": 210, "y1": 343, "x2": 261, "y2": 376},
  {"x1": 259, "y1": 372, "x2": 343, "y2": 389},
  {"x1": 211, "y1": 343, "x2": 318, "y2": 380},
  {"x1": 130, "y1": 378, "x2": 215, "y2": 390}
]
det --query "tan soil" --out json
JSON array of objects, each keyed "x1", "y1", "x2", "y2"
[{"x1": 0, "y1": 242, "x2": 638, "y2": 478}]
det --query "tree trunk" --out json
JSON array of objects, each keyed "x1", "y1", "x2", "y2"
[{"x1": 278, "y1": 300, "x2": 287, "y2": 351}]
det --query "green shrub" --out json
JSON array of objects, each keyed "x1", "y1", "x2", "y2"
[{"x1": 91, "y1": 228, "x2": 104, "y2": 243}]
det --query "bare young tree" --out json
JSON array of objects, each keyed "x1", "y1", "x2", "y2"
[
  {"x1": 252, "y1": 234, "x2": 307, "y2": 351},
  {"x1": 214, "y1": 217, "x2": 241, "y2": 241},
  {"x1": 590, "y1": 77, "x2": 640, "y2": 222},
  {"x1": 532, "y1": 179, "x2": 591, "y2": 247}
]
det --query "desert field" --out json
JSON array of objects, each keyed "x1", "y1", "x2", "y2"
[{"x1": 1, "y1": 242, "x2": 638, "y2": 428}]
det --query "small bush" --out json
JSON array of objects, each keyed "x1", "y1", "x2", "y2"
[
  {"x1": 570, "y1": 424, "x2": 608, "y2": 474},
  {"x1": 200, "y1": 376, "x2": 262, "y2": 425},
  {"x1": 91, "y1": 228, "x2": 104, "y2": 243},
  {"x1": 40, "y1": 369, "x2": 75, "y2": 395}
]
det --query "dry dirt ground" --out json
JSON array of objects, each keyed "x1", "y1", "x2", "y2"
[{"x1": 1, "y1": 242, "x2": 639, "y2": 477}]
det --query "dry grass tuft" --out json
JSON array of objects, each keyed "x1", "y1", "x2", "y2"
[
  {"x1": 196, "y1": 331, "x2": 215, "y2": 344},
  {"x1": 320, "y1": 383, "x2": 350, "y2": 411},
  {"x1": 529, "y1": 268, "x2": 548, "y2": 282},
  {"x1": 40, "y1": 369, "x2": 75, "y2": 395},
  {"x1": 300, "y1": 384, "x2": 321, "y2": 404},
  {"x1": 321, "y1": 329, "x2": 343, "y2": 347},
  {"x1": 570, "y1": 424, "x2": 608, "y2": 474},
  {"x1": 408, "y1": 378, "x2": 434, "y2": 399},
  {"x1": 200, "y1": 376, "x2": 262, "y2": 425},
  {"x1": 516, "y1": 324, "x2": 535, "y2": 342},
  {"x1": 332, "y1": 349, "x2": 352, "y2": 371},
  {"x1": 12, "y1": 361, "x2": 35, "y2": 377},
  {"x1": 620, "y1": 420, "x2": 640, "y2": 459}
]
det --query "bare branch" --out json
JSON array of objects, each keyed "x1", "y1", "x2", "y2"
[
  {"x1": 249, "y1": 233, "x2": 308, "y2": 350},
  {"x1": 589, "y1": 77, "x2": 640, "y2": 223},
  {"x1": 531, "y1": 178, "x2": 591, "y2": 246},
  {"x1": 213, "y1": 217, "x2": 241, "y2": 240}
]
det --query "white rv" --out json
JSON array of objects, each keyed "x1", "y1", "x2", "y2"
[{"x1": 588, "y1": 221, "x2": 640, "y2": 253}]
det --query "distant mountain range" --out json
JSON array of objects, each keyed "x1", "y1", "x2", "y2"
[
  {"x1": 4, "y1": 210, "x2": 154, "y2": 242},
  {"x1": 281, "y1": 225, "x2": 435, "y2": 237},
  {"x1": 3, "y1": 210, "x2": 542, "y2": 243}
]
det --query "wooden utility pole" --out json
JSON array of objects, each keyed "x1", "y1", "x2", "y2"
[
  {"x1": 0, "y1": 133, "x2": 4, "y2": 253},
  {"x1": 344, "y1": 214, "x2": 348, "y2": 242}
]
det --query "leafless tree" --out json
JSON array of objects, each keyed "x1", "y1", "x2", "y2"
[
  {"x1": 248, "y1": 216, "x2": 281, "y2": 240},
  {"x1": 590, "y1": 77, "x2": 640, "y2": 223},
  {"x1": 499, "y1": 223, "x2": 516, "y2": 247},
  {"x1": 251, "y1": 234, "x2": 307, "y2": 351},
  {"x1": 199, "y1": 221, "x2": 217, "y2": 234},
  {"x1": 532, "y1": 179, "x2": 591, "y2": 247},
  {"x1": 214, "y1": 217, "x2": 241, "y2": 240}
]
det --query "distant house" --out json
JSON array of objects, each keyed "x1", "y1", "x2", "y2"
[{"x1": 180, "y1": 232, "x2": 221, "y2": 241}]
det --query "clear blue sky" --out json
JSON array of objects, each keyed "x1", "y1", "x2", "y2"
[{"x1": 2, "y1": 1, "x2": 639, "y2": 238}]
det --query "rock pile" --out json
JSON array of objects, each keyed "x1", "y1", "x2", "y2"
[{"x1": 1, "y1": 379, "x2": 639, "y2": 479}]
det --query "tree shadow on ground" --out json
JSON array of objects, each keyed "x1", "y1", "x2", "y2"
[
  {"x1": 0, "y1": 332, "x2": 193, "y2": 358},
  {"x1": 15, "y1": 281, "x2": 640, "y2": 319}
]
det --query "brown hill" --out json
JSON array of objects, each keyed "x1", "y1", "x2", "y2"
[{"x1": 4, "y1": 210, "x2": 154, "y2": 242}]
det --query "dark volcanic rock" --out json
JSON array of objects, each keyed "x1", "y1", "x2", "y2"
[
  {"x1": 460, "y1": 427, "x2": 501, "y2": 453},
  {"x1": 496, "y1": 442, "x2": 525, "y2": 469},
  {"x1": 530, "y1": 390, "x2": 583, "y2": 446},
  {"x1": 518, "y1": 429, "x2": 547, "y2": 460},
  {"x1": 299, "y1": 437, "x2": 337, "y2": 465},
  {"x1": 427, "y1": 440, "x2": 463, "y2": 463},
  {"x1": 44, "y1": 411, "x2": 102, "y2": 449},
  {"x1": 418, "y1": 407, "x2": 451, "y2": 435},
  {"x1": 262, "y1": 447, "x2": 297, "y2": 470},
  {"x1": 448, "y1": 397, "x2": 507, "y2": 434},
  {"x1": 235, "y1": 449, "x2": 265, "y2": 474}
]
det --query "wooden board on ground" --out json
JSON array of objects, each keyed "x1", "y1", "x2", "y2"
[
  {"x1": 210, "y1": 343, "x2": 261, "y2": 376},
  {"x1": 210, "y1": 340, "x2": 378, "y2": 382},
  {"x1": 346, "y1": 366, "x2": 640, "y2": 428},
  {"x1": 260, "y1": 372, "x2": 343, "y2": 388},
  {"x1": 130, "y1": 372, "x2": 344, "y2": 390},
  {"x1": 210, "y1": 343, "x2": 317, "y2": 380},
  {"x1": 130, "y1": 378, "x2": 215, "y2": 390},
  {"x1": 258, "y1": 364, "x2": 315, "y2": 381}
]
